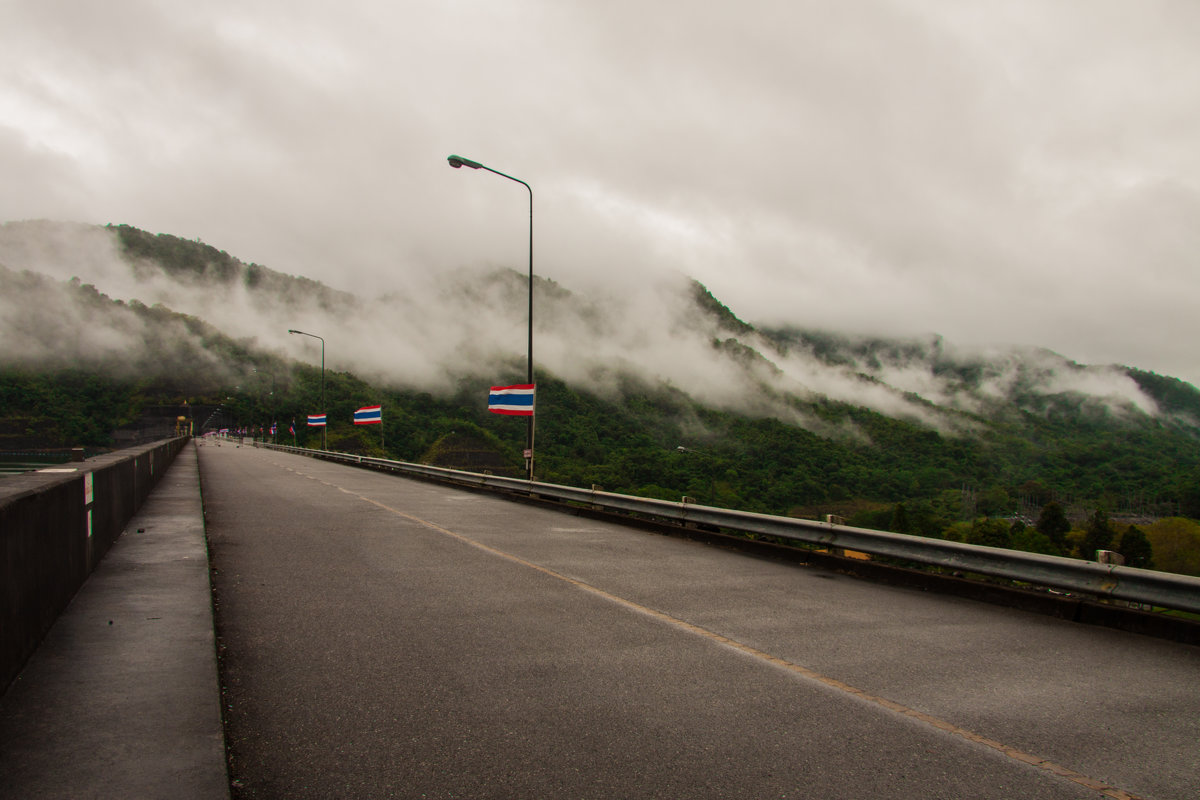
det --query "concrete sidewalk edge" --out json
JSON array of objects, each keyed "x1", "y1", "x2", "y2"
[{"x1": 0, "y1": 440, "x2": 230, "y2": 799}]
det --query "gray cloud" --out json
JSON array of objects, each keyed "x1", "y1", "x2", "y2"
[{"x1": 2, "y1": 1, "x2": 1198, "y2": 385}]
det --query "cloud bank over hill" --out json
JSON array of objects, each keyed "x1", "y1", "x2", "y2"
[
  {"x1": 0, "y1": 221, "x2": 1171, "y2": 433},
  {"x1": 4, "y1": 1, "x2": 1199, "y2": 391}
]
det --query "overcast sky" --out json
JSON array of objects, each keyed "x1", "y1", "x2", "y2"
[{"x1": 2, "y1": 1, "x2": 1198, "y2": 385}]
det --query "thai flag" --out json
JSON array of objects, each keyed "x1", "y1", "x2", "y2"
[
  {"x1": 270, "y1": 422, "x2": 277, "y2": 435},
  {"x1": 354, "y1": 405, "x2": 382, "y2": 425},
  {"x1": 307, "y1": 414, "x2": 327, "y2": 427},
  {"x1": 289, "y1": 421, "x2": 295, "y2": 435},
  {"x1": 488, "y1": 384, "x2": 535, "y2": 416}
]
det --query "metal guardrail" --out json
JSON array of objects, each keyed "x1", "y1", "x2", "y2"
[{"x1": 257, "y1": 442, "x2": 1200, "y2": 616}]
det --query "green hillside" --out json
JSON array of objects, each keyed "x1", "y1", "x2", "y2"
[{"x1": 4, "y1": 223, "x2": 1200, "y2": 574}]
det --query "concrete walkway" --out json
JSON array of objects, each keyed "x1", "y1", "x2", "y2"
[{"x1": 0, "y1": 441, "x2": 229, "y2": 800}]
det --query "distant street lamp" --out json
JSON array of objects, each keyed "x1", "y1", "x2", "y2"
[
  {"x1": 253, "y1": 368, "x2": 277, "y2": 442},
  {"x1": 447, "y1": 154, "x2": 535, "y2": 480},
  {"x1": 288, "y1": 329, "x2": 325, "y2": 450},
  {"x1": 675, "y1": 445, "x2": 716, "y2": 505}
]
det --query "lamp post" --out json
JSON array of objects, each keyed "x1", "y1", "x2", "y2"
[
  {"x1": 447, "y1": 154, "x2": 535, "y2": 480},
  {"x1": 253, "y1": 368, "x2": 277, "y2": 442},
  {"x1": 288, "y1": 329, "x2": 325, "y2": 450},
  {"x1": 676, "y1": 445, "x2": 716, "y2": 505}
]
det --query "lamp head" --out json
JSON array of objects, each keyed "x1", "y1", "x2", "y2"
[{"x1": 448, "y1": 154, "x2": 483, "y2": 170}]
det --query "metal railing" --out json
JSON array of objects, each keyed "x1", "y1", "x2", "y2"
[{"x1": 258, "y1": 443, "x2": 1200, "y2": 616}]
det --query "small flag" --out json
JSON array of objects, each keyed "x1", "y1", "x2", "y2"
[
  {"x1": 289, "y1": 421, "x2": 295, "y2": 435},
  {"x1": 270, "y1": 422, "x2": 277, "y2": 435},
  {"x1": 488, "y1": 384, "x2": 535, "y2": 416},
  {"x1": 307, "y1": 414, "x2": 327, "y2": 427},
  {"x1": 354, "y1": 405, "x2": 382, "y2": 425}
]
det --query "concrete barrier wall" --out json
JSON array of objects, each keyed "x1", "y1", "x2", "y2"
[{"x1": 0, "y1": 437, "x2": 188, "y2": 693}]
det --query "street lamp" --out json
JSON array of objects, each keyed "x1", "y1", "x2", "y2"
[
  {"x1": 675, "y1": 445, "x2": 716, "y2": 505},
  {"x1": 288, "y1": 329, "x2": 325, "y2": 450},
  {"x1": 253, "y1": 368, "x2": 277, "y2": 442},
  {"x1": 447, "y1": 154, "x2": 535, "y2": 480}
]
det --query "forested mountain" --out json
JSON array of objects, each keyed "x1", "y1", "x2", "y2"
[{"x1": 3, "y1": 220, "x2": 1200, "y2": 573}]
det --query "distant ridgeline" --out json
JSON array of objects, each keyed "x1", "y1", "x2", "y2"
[{"x1": 111, "y1": 224, "x2": 358, "y2": 313}]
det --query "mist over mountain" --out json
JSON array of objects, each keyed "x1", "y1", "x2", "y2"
[
  {"x1": 4, "y1": 219, "x2": 1195, "y2": 442},
  {"x1": 7, "y1": 218, "x2": 1200, "y2": 564}
]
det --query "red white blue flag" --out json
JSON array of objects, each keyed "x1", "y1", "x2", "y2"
[
  {"x1": 488, "y1": 384, "x2": 535, "y2": 416},
  {"x1": 354, "y1": 405, "x2": 382, "y2": 425},
  {"x1": 307, "y1": 414, "x2": 327, "y2": 427}
]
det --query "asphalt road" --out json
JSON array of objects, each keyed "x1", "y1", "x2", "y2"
[{"x1": 198, "y1": 441, "x2": 1200, "y2": 799}]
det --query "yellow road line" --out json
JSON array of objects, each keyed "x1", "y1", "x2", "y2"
[{"x1": 321, "y1": 476, "x2": 1141, "y2": 800}]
